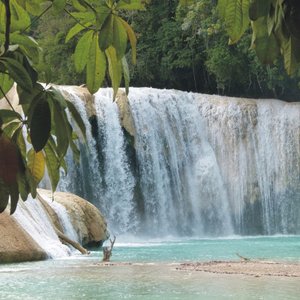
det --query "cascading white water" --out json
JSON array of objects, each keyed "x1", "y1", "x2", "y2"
[
  {"x1": 58, "y1": 87, "x2": 300, "y2": 237},
  {"x1": 58, "y1": 87, "x2": 103, "y2": 201},
  {"x1": 128, "y1": 88, "x2": 233, "y2": 236},
  {"x1": 59, "y1": 88, "x2": 137, "y2": 235},
  {"x1": 13, "y1": 197, "x2": 72, "y2": 258},
  {"x1": 42, "y1": 197, "x2": 79, "y2": 242},
  {"x1": 93, "y1": 89, "x2": 137, "y2": 234},
  {"x1": 197, "y1": 96, "x2": 300, "y2": 234}
]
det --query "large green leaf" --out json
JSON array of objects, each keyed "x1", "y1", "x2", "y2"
[
  {"x1": 44, "y1": 138, "x2": 60, "y2": 192},
  {"x1": 87, "y1": 34, "x2": 107, "y2": 93},
  {"x1": 122, "y1": 56, "x2": 130, "y2": 94},
  {"x1": 12, "y1": 126, "x2": 26, "y2": 160},
  {"x1": 17, "y1": 82, "x2": 44, "y2": 106},
  {"x1": 48, "y1": 95, "x2": 70, "y2": 159},
  {"x1": 66, "y1": 100, "x2": 86, "y2": 139},
  {"x1": 105, "y1": 46, "x2": 122, "y2": 98},
  {"x1": 95, "y1": 6, "x2": 111, "y2": 30},
  {"x1": 0, "y1": 109, "x2": 22, "y2": 123},
  {"x1": 218, "y1": 0, "x2": 250, "y2": 44},
  {"x1": 17, "y1": 171, "x2": 29, "y2": 201},
  {"x1": 2, "y1": 121, "x2": 21, "y2": 138},
  {"x1": 0, "y1": 73, "x2": 14, "y2": 98},
  {"x1": 65, "y1": 22, "x2": 91, "y2": 43},
  {"x1": 22, "y1": 0, "x2": 45, "y2": 16},
  {"x1": 98, "y1": 14, "x2": 114, "y2": 51},
  {"x1": 48, "y1": 88, "x2": 67, "y2": 109},
  {"x1": 9, "y1": 0, "x2": 31, "y2": 32},
  {"x1": 120, "y1": 18, "x2": 137, "y2": 64},
  {"x1": 74, "y1": 30, "x2": 94, "y2": 72},
  {"x1": 249, "y1": 0, "x2": 271, "y2": 21},
  {"x1": 29, "y1": 99, "x2": 51, "y2": 152},
  {"x1": 27, "y1": 148, "x2": 45, "y2": 185},
  {"x1": 69, "y1": 137, "x2": 80, "y2": 163},
  {"x1": 113, "y1": 16, "x2": 128, "y2": 60},
  {"x1": 71, "y1": 0, "x2": 88, "y2": 12},
  {"x1": 5, "y1": 32, "x2": 40, "y2": 61},
  {"x1": 71, "y1": 11, "x2": 96, "y2": 23},
  {"x1": 251, "y1": 17, "x2": 280, "y2": 64},
  {"x1": 282, "y1": 36, "x2": 300, "y2": 75},
  {"x1": 0, "y1": 57, "x2": 33, "y2": 92}
]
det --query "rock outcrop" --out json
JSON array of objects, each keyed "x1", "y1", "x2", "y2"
[
  {"x1": 37, "y1": 189, "x2": 109, "y2": 247},
  {"x1": 0, "y1": 212, "x2": 47, "y2": 263},
  {"x1": 116, "y1": 90, "x2": 136, "y2": 138},
  {"x1": 0, "y1": 190, "x2": 108, "y2": 263}
]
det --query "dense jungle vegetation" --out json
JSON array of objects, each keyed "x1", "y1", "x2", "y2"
[{"x1": 36, "y1": 0, "x2": 300, "y2": 101}]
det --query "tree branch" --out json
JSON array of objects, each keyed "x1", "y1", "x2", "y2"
[
  {"x1": 22, "y1": 4, "x2": 53, "y2": 34},
  {"x1": 0, "y1": 85, "x2": 16, "y2": 112},
  {"x1": 64, "y1": 8, "x2": 92, "y2": 30},
  {"x1": 4, "y1": 0, "x2": 11, "y2": 53}
]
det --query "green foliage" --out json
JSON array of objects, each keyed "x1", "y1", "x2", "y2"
[
  {"x1": 218, "y1": 0, "x2": 300, "y2": 75},
  {"x1": 0, "y1": 0, "x2": 143, "y2": 213},
  {"x1": 130, "y1": 0, "x2": 300, "y2": 99},
  {"x1": 66, "y1": 0, "x2": 145, "y2": 97}
]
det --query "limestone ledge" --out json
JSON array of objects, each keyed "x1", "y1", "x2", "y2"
[{"x1": 0, "y1": 190, "x2": 108, "y2": 264}]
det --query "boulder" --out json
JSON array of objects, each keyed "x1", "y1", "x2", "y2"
[
  {"x1": 0, "y1": 212, "x2": 47, "y2": 263},
  {"x1": 116, "y1": 90, "x2": 136, "y2": 138},
  {"x1": 38, "y1": 189, "x2": 108, "y2": 247},
  {"x1": 60, "y1": 85, "x2": 96, "y2": 116}
]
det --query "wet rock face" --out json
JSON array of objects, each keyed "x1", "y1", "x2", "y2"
[
  {"x1": 116, "y1": 90, "x2": 136, "y2": 138},
  {"x1": 0, "y1": 189, "x2": 108, "y2": 263},
  {"x1": 38, "y1": 189, "x2": 109, "y2": 247},
  {"x1": 0, "y1": 212, "x2": 47, "y2": 263}
]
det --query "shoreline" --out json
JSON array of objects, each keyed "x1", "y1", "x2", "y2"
[
  {"x1": 176, "y1": 260, "x2": 300, "y2": 277},
  {"x1": 98, "y1": 260, "x2": 300, "y2": 278}
]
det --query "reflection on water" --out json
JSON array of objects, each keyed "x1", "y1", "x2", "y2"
[
  {"x1": 0, "y1": 262, "x2": 299, "y2": 300},
  {"x1": 0, "y1": 237, "x2": 300, "y2": 299}
]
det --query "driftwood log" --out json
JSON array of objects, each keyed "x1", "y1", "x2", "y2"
[
  {"x1": 102, "y1": 236, "x2": 116, "y2": 262},
  {"x1": 55, "y1": 228, "x2": 89, "y2": 255},
  {"x1": 236, "y1": 253, "x2": 250, "y2": 261}
]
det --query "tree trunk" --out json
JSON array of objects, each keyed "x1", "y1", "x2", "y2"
[{"x1": 55, "y1": 228, "x2": 89, "y2": 255}]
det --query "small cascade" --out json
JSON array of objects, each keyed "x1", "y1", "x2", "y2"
[
  {"x1": 44, "y1": 198, "x2": 79, "y2": 242},
  {"x1": 93, "y1": 89, "x2": 137, "y2": 234},
  {"x1": 58, "y1": 87, "x2": 103, "y2": 202},
  {"x1": 13, "y1": 197, "x2": 72, "y2": 258}
]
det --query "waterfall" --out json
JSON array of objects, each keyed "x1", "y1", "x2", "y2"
[
  {"x1": 129, "y1": 88, "x2": 232, "y2": 236},
  {"x1": 60, "y1": 88, "x2": 137, "y2": 235},
  {"x1": 13, "y1": 197, "x2": 72, "y2": 258},
  {"x1": 58, "y1": 86, "x2": 103, "y2": 202},
  {"x1": 197, "y1": 96, "x2": 300, "y2": 234},
  {"x1": 58, "y1": 87, "x2": 300, "y2": 237},
  {"x1": 93, "y1": 89, "x2": 137, "y2": 234}
]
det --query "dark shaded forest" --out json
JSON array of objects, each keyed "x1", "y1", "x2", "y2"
[{"x1": 35, "y1": 0, "x2": 300, "y2": 101}]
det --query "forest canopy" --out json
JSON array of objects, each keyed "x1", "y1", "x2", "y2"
[{"x1": 36, "y1": 0, "x2": 300, "y2": 100}]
